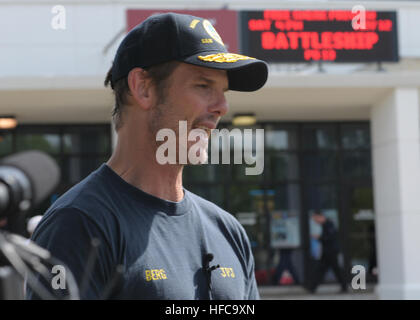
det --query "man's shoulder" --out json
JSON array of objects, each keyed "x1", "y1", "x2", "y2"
[
  {"x1": 187, "y1": 191, "x2": 230, "y2": 217},
  {"x1": 49, "y1": 165, "x2": 117, "y2": 218},
  {"x1": 32, "y1": 195, "x2": 119, "y2": 257},
  {"x1": 35, "y1": 166, "x2": 119, "y2": 236}
]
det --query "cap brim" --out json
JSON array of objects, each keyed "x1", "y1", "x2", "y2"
[{"x1": 182, "y1": 52, "x2": 268, "y2": 92}]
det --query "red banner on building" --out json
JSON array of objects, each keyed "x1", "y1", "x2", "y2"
[{"x1": 126, "y1": 9, "x2": 239, "y2": 53}]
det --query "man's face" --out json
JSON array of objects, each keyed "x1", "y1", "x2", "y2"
[{"x1": 148, "y1": 62, "x2": 229, "y2": 164}]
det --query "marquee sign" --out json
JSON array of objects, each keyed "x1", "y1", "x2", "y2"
[{"x1": 240, "y1": 10, "x2": 398, "y2": 62}]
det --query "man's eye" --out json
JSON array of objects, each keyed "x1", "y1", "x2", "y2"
[{"x1": 197, "y1": 84, "x2": 209, "y2": 88}]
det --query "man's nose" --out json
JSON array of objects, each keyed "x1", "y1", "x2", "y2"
[{"x1": 209, "y1": 92, "x2": 228, "y2": 117}]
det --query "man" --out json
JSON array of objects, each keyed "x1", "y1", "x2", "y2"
[
  {"x1": 26, "y1": 13, "x2": 268, "y2": 299},
  {"x1": 308, "y1": 211, "x2": 347, "y2": 293}
]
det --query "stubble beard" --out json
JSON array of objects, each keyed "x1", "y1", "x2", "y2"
[{"x1": 149, "y1": 102, "x2": 209, "y2": 166}]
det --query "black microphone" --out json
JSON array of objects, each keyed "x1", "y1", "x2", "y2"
[
  {"x1": 0, "y1": 150, "x2": 60, "y2": 208},
  {"x1": 0, "y1": 151, "x2": 60, "y2": 216},
  {"x1": 0, "y1": 151, "x2": 60, "y2": 234},
  {"x1": 203, "y1": 253, "x2": 219, "y2": 299}
]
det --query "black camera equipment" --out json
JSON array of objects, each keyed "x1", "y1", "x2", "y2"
[
  {"x1": 0, "y1": 150, "x2": 80, "y2": 299},
  {"x1": 0, "y1": 150, "x2": 59, "y2": 233}
]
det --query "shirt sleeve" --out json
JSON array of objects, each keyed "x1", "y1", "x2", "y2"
[
  {"x1": 245, "y1": 252, "x2": 260, "y2": 300},
  {"x1": 240, "y1": 226, "x2": 260, "y2": 300},
  {"x1": 25, "y1": 207, "x2": 116, "y2": 300}
]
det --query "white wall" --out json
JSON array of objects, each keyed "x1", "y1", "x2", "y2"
[{"x1": 0, "y1": 2, "x2": 122, "y2": 78}]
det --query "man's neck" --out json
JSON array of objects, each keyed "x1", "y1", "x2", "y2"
[{"x1": 106, "y1": 138, "x2": 185, "y2": 202}]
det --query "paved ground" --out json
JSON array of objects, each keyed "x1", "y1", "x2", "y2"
[{"x1": 259, "y1": 284, "x2": 378, "y2": 300}]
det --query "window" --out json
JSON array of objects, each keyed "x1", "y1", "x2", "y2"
[
  {"x1": 303, "y1": 152, "x2": 338, "y2": 181},
  {"x1": 0, "y1": 133, "x2": 13, "y2": 156},
  {"x1": 341, "y1": 151, "x2": 372, "y2": 178},
  {"x1": 269, "y1": 152, "x2": 299, "y2": 181},
  {"x1": 17, "y1": 132, "x2": 60, "y2": 154},
  {"x1": 303, "y1": 124, "x2": 337, "y2": 150},
  {"x1": 63, "y1": 127, "x2": 110, "y2": 154},
  {"x1": 341, "y1": 124, "x2": 370, "y2": 149},
  {"x1": 266, "y1": 126, "x2": 298, "y2": 151}
]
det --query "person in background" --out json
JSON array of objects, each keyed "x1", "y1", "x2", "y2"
[
  {"x1": 271, "y1": 248, "x2": 301, "y2": 286},
  {"x1": 308, "y1": 210, "x2": 347, "y2": 294}
]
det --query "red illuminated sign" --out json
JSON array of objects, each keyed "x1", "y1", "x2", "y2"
[{"x1": 240, "y1": 10, "x2": 398, "y2": 62}]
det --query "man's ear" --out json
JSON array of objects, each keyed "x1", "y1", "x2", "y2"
[{"x1": 127, "y1": 68, "x2": 155, "y2": 110}]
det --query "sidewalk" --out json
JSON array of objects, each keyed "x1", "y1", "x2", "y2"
[{"x1": 259, "y1": 284, "x2": 378, "y2": 300}]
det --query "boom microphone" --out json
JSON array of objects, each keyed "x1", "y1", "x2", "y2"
[{"x1": 0, "y1": 150, "x2": 60, "y2": 220}]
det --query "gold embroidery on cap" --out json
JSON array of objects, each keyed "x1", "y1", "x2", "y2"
[
  {"x1": 198, "y1": 53, "x2": 256, "y2": 63},
  {"x1": 201, "y1": 38, "x2": 213, "y2": 44},
  {"x1": 190, "y1": 19, "x2": 200, "y2": 29}
]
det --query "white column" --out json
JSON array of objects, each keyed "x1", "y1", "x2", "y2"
[{"x1": 371, "y1": 87, "x2": 420, "y2": 299}]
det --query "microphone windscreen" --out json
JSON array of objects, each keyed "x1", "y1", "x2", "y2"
[{"x1": 1, "y1": 151, "x2": 60, "y2": 205}]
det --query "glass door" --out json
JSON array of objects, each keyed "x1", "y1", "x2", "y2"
[{"x1": 342, "y1": 184, "x2": 377, "y2": 282}]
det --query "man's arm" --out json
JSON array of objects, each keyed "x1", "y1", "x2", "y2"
[
  {"x1": 244, "y1": 252, "x2": 260, "y2": 300},
  {"x1": 239, "y1": 227, "x2": 260, "y2": 300}
]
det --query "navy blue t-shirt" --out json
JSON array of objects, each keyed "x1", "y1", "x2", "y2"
[{"x1": 26, "y1": 164, "x2": 259, "y2": 300}]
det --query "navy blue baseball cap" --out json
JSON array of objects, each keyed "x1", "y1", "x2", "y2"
[{"x1": 110, "y1": 12, "x2": 268, "y2": 92}]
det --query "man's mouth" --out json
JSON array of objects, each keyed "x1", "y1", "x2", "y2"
[
  {"x1": 192, "y1": 123, "x2": 217, "y2": 137},
  {"x1": 193, "y1": 126, "x2": 211, "y2": 137}
]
